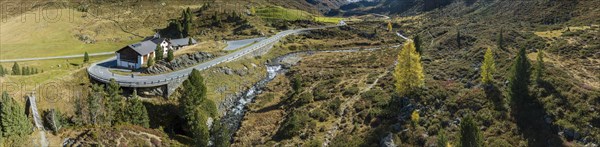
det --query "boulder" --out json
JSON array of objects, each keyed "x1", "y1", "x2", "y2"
[{"x1": 380, "y1": 133, "x2": 397, "y2": 147}]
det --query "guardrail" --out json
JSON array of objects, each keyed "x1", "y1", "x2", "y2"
[{"x1": 88, "y1": 29, "x2": 300, "y2": 88}]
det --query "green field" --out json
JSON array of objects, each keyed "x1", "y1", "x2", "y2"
[
  {"x1": 256, "y1": 6, "x2": 313, "y2": 21},
  {"x1": 314, "y1": 17, "x2": 345, "y2": 23},
  {"x1": 0, "y1": 9, "x2": 142, "y2": 59}
]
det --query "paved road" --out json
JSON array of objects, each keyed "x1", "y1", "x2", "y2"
[
  {"x1": 224, "y1": 37, "x2": 266, "y2": 51},
  {"x1": 88, "y1": 26, "x2": 337, "y2": 87},
  {"x1": 0, "y1": 52, "x2": 114, "y2": 63}
]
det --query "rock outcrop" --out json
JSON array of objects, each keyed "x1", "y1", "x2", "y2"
[{"x1": 145, "y1": 52, "x2": 214, "y2": 74}]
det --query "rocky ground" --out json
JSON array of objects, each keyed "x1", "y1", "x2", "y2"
[{"x1": 144, "y1": 52, "x2": 214, "y2": 74}]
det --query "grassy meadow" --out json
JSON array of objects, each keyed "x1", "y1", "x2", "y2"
[
  {"x1": 256, "y1": 6, "x2": 313, "y2": 21},
  {"x1": 0, "y1": 9, "x2": 143, "y2": 59}
]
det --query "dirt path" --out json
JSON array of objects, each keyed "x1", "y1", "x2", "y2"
[{"x1": 323, "y1": 70, "x2": 389, "y2": 146}]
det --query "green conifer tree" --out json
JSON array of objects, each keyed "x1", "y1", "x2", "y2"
[
  {"x1": 211, "y1": 121, "x2": 231, "y2": 147},
  {"x1": 457, "y1": 28, "x2": 462, "y2": 49},
  {"x1": 535, "y1": 49, "x2": 545, "y2": 82},
  {"x1": 155, "y1": 45, "x2": 164, "y2": 61},
  {"x1": 437, "y1": 129, "x2": 449, "y2": 147},
  {"x1": 84, "y1": 52, "x2": 90, "y2": 63},
  {"x1": 497, "y1": 29, "x2": 504, "y2": 50},
  {"x1": 0, "y1": 91, "x2": 33, "y2": 137},
  {"x1": 180, "y1": 69, "x2": 217, "y2": 146},
  {"x1": 508, "y1": 48, "x2": 531, "y2": 112},
  {"x1": 106, "y1": 79, "x2": 124, "y2": 125},
  {"x1": 12, "y1": 62, "x2": 20, "y2": 75},
  {"x1": 88, "y1": 84, "x2": 105, "y2": 126},
  {"x1": 414, "y1": 35, "x2": 423, "y2": 55},
  {"x1": 127, "y1": 93, "x2": 149, "y2": 128},
  {"x1": 147, "y1": 57, "x2": 155, "y2": 67},
  {"x1": 167, "y1": 49, "x2": 174, "y2": 62},
  {"x1": 0, "y1": 65, "x2": 4, "y2": 76},
  {"x1": 458, "y1": 115, "x2": 483, "y2": 147}
]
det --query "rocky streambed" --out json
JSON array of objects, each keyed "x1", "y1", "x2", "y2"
[{"x1": 216, "y1": 46, "x2": 393, "y2": 142}]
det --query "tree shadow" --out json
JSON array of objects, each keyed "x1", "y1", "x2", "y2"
[
  {"x1": 142, "y1": 102, "x2": 191, "y2": 144},
  {"x1": 512, "y1": 85, "x2": 564, "y2": 146},
  {"x1": 484, "y1": 84, "x2": 505, "y2": 112}
]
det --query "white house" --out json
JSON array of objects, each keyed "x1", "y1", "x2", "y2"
[{"x1": 115, "y1": 37, "x2": 198, "y2": 69}]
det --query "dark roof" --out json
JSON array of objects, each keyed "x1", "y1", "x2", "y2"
[
  {"x1": 117, "y1": 37, "x2": 195, "y2": 55},
  {"x1": 117, "y1": 40, "x2": 157, "y2": 56},
  {"x1": 171, "y1": 37, "x2": 197, "y2": 47},
  {"x1": 150, "y1": 38, "x2": 168, "y2": 45}
]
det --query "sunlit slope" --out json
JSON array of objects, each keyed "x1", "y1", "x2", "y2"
[{"x1": 0, "y1": 9, "x2": 140, "y2": 59}]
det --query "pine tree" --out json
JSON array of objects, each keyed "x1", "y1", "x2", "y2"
[
  {"x1": 481, "y1": 48, "x2": 496, "y2": 85},
  {"x1": 437, "y1": 129, "x2": 449, "y2": 147},
  {"x1": 167, "y1": 49, "x2": 174, "y2": 62},
  {"x1": 88, "y1": 84, "x2": 105, "y2": 126},
  {"x1": 147, "y1": 57, "x2": 155, "y2": 67},
  {"x1": 211, "y1": 121, "x2": 231, "y2": 147},
  {"x1": 84, "y1": 52, "x2": 90, "y2": 63},
  {"x1": 22, "y1": 67, "x2": 28, "y2": 75},
  {"x1": 0, "y1": 91, "x2": 33, "y2": 137},
  {"x1": 176, "y1": 21, "x2": 183, "y2": 38},
  {"x1": 508, "y1": 48, "x2": 531, "y2": 112},
  {"x1": 497, "y1": 29, "x2": 504, "y2": 50},
  {"x1": 414, "y1": 35, "x2": 423, "y2": 55},
  {"x1": 188, "y1": 37, "x2": 194, "y2": 45},
  {"x1": 0, "y1": 65, "x2": 4, "y2": 76},
  {"x1": 535, "y1": 49, "x2": 545, "y2": 82},
  {"x1": 12, "y1": 62, "x2": 20, "y2": 75},
  {"x1": 458, "y1": 115, "x2": 483, "y2": 147},
  {"x1": 126, "y1": 93, "x2": 149, "y2": 128},
  {"x1": 106, "y1": 79, "x2": 124, "y2": 125},
  {"x1": 457, "y1": 28, "x2": 462, "y2": 49},
  {"x1": 393, "y1": 41, "x2": 425, "y2": 96},
  {"x1": 180, "y1": 69, "x2": 217, "y2": 146},
  {"x1": 387, "y1": 21, "x2": 393, "y2": 32},
  {"x1": 155, "y1": 45, "x2": 164, "y2": 61}
]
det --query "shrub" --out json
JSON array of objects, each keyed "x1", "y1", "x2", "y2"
[
  {"x1": 458, "y1": 115, "x2": 483, "y2": 147},
  {"x1": 275, "y1": 111, "x2": 310, "y2": 140},
  {"x1": 343, "y1": 86, "x2": 360, "y2": 96},
  {"x1": 309, "y1": 110, "x2": 329, "y2": 122},
  {"x1": 296, "y1": 92, "x2": 314, "y2": 106}
]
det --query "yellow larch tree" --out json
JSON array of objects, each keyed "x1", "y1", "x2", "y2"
[
  {"x1": 393, "y1": 40, "x2": 424, "y2": 96},
  {"x1": 387, "y1": 21, "x2": 393, "y2": 32},
  {"x1": 481, "y1": 47, "x2": 495, "y2": 85}
]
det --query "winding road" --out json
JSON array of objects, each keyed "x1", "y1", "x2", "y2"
[{"x1": 87, "y1": 26, "x2": 338, "y2": 87}]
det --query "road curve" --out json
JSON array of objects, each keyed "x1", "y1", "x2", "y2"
[{"x1": 88, "y1": 26, "x2": 338, "y2": 87}]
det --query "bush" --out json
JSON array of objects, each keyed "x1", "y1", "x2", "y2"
[
  {"x1": 309, "y1": 110, "x2": 329, "y2": 122},
  {"x1": 275, "y1": 111, "x2": 310, "y2": 140},
  {"x1": 327, "y1": 98, "x2": 343, "y2": 114},
  {"x1": 343, "y1": 86, "x2": 360, "y2": 96},
  {"x1": 296, "y1": 92, "x2": 314, "y2": 106},
  {"x1": 313, "y1": 89, "x2": 329, "y2": 101}
]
